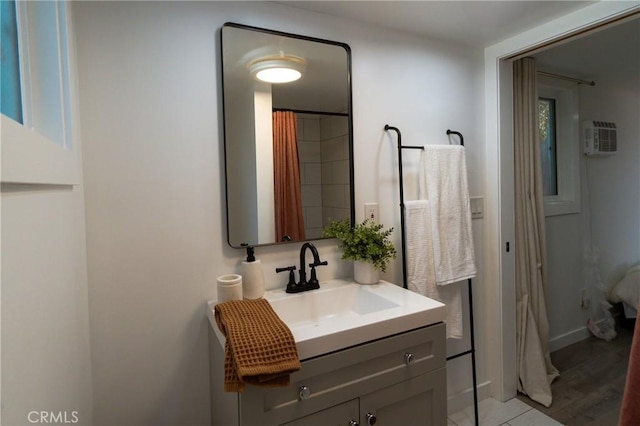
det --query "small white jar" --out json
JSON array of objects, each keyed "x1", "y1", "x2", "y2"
[{"x1": 216, "y1": 274, "x2": 243, "y2": 303}]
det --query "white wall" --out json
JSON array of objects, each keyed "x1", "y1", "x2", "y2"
[
  {"x1": 73, "y1": 1, "x2": 485, "y2": 424},
  {"x1": 545, "y1": 214, "x2": 587, "y2": 349},
  {"x1": 1, "y1": 184, "x2": 93, "y2": 424},
  {"x1": 254, "y1": 88, "x2": 275, "y2": 243},
  {"x1": 581, "y1": 77, "x2": 640, "y2": 285},
  {"x1": 226, "y1": 83, "x2": 259, "y2": 245},
  {"x1": 544, "y1": 30, "x2": 640, "y2": 350}
]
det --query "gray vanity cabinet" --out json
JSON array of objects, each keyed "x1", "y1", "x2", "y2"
[{"x1": 209, "y1": 322, "x2": 447, "y2": 426}]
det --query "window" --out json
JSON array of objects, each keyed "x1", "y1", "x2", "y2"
[
  {"x1": 538, "y1": 97, "x2": 558, "y2": 196},
  {"x1": 1, "y1": 0, "x2": 23, "y2": 123},
  {"x1": 537, "y1": 76, "x2": 580, "y2": 216},
  {"x1": 1, "y1": 1, "x2": 78, "y2": 185}
]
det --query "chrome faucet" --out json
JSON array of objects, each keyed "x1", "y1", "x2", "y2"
[{"x1": 277, "y1": 242, "x2": 327, "y2": 293}]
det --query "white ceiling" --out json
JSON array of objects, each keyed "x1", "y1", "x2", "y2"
[
  {"x1": 277, "y1": 1, "x2": 596, "y2": 48},
  {"x1": 533, "y1": 17, "x2": 640, "y2": 83},
  {"x1": 278, "y1": 1, "x2": 639, "y2": 85}
]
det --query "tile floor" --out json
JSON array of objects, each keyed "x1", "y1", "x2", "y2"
[{"x1": 449, "y1": 397, "x2": 563, "y2": 426}]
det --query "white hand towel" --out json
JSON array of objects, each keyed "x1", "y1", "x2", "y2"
[
  {"x1": 405, "y1": 200, "x2": 464, "y2": 339},
  {"x1": 423, "y1": 145, "x2": 477, "y2": 286}
]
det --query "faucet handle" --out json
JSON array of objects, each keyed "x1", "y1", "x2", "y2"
[
  {"x1": 306, "y1": 260, "x2": 327, "y2": 290},
  {"x1": 307, "y1": 267, "x2": 320, "y2": 289},
  {"x1": 277, "y1": 266, "x2": 298, "y2": 293},
  {"x1": 307, "y1": 263, "x2": 327, "y2": 290}
]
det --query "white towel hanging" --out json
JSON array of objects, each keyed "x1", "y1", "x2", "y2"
[
  {"x1": 405, "y1": 198, "x2": 464, "y2": 339},
  {"x1": 422, "y1": 145, "x2": 477, "y2": 286}
]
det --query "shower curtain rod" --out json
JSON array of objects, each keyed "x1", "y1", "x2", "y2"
[
  {"x1": 273, "y1": 108, "x2": 349, "y2": 117},
  {"x1": 537, "y1": 70, "x2": 596, "y2": 86}
]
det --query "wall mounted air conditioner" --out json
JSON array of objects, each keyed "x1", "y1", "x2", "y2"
[{"x1": 583, "y1": 121, "x2": 617, "y2": 156}]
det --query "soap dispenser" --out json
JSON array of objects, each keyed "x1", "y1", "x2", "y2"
[{"x1": 241, "y1": 245, "x2": 265, "y2": 299}]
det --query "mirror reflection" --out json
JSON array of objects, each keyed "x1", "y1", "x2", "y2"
[{"x1": 221, "y1": 23, "x2": 354, "y2": 248}]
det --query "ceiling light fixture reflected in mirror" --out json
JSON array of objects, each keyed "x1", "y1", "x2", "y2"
[{"x1": 249, "y1": 54, "x2": 306, "y2": 84}]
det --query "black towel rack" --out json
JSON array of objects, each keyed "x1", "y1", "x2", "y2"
[
  {"x1": 385, "y1": 125, "x2": 479, "y2": 426},
  {"x1": 384, "y1": 124, "x2": 424, "y2": 290}
]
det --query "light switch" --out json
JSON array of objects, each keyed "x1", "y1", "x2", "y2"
[{"x1": 470, "y1": 196, "x2": 483, "y2": 219}]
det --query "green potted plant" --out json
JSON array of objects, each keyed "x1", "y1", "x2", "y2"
[{"x1": 323, "y1": 218, "x2": 397, "y2": 284}]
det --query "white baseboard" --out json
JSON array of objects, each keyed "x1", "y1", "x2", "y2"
[
  {"x1": 549, "y1": 324, "x2": 593, "y2": 353},
  {"x1": 447, "y1": 380, "x2": 492, "y2": 415}
]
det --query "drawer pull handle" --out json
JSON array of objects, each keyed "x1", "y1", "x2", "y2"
[
  {"x1": 366, "y1": 413, "x2": 377, "y2": 425},
  {"x1": 298, "y1": 385, "x2": 311, "y2": 401},
  {"x1": 349, "y1": 421, "x2": 359, "y2": 426},
  {"x1": 404, "y1": 352, "x2": 415, "y2": 365}
]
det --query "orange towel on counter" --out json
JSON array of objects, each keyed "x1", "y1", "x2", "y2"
[
  {"x1": 620, "y1": 314, "x2": 640, "y2": 425},
  {"x1": 214, "y1": 298, "x2": 300, "y2": 392}
]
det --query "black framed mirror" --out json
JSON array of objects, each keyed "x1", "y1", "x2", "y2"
[{"x1": 221, "y1": 23, "x2": 354, "y2": 248}]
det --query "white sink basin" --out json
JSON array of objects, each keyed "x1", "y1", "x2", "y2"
[
  {"x1": 207, "y1": 278, "x2": 446, "y2": 360},
  {"x1": 268, "y1": 282, "x2": 400, "y2": 326}
]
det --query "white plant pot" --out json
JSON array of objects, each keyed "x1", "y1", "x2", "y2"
[{"x1": 354, "y1": 261, "x2": 380, "y2": 285}]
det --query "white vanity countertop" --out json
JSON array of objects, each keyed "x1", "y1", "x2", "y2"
[{"x1": 206, "y1": 278, "x2": 446, "y2": 360}]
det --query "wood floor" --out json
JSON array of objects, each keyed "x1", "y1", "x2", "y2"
[{"x1": 517, "y1": 320, "x2": 636, "y2": 426}]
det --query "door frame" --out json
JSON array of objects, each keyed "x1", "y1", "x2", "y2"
[{"x1": 483, "y1": 1, "x2": 640, "y2": 402}]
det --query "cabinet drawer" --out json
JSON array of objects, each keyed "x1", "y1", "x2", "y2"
[
  {"x1": 281, "y1": 399, "x2": 359, "y2": 426},
  {"x1": 360, "y1": 367, "x2": 447, "y2": 426},
  {"x1": 239, "y1": 322, "x2": 445, "y2": 425}
]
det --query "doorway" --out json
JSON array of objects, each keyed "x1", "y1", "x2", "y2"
[{"x1": 484, "y1": 4, "x2": 640, "y2": 403}]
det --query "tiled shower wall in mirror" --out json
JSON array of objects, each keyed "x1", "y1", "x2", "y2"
[{"x1": 298, "y1": 114, "x2": 350, "y2": 239}]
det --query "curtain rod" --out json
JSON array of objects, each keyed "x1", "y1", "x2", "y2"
[
  {"x1": 273, "y1": 108, "x2": 348, "y2": 117},
  {"x1": 537, "y1": 71, "x2": 596, "y2": 86}
]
